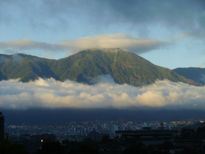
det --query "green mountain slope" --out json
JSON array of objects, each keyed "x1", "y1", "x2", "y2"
[
  {"x1": 174, "y1": 67, "x2": 205, "y2": 85},
  {"x1": 0, "y1": 49, "x2": 195, "y2": 86},
  {"x1": 0, "y1": 54, "x2": 58, "y2": 82}
]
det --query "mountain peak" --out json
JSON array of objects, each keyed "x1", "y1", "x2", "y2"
[
  {"x1": 83, "y1": 48, "x2": 126, "y2": 52},
  {"x1": 0, "y1": 49, "x2": 196, "y2": 86}
]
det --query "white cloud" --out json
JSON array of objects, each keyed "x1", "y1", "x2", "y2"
[
  {"x1": 0, "y1": 34, "x2": 165, "y2": 56},
  {"x1": 0, "y1": 78, "x2": 205, "y2": 110},
  {"x1": 60, "y1": 34, "x2": 165, "y2": 54},
  {"x1": 0, "y1": 39, "x2": 64, "y2": 53}
]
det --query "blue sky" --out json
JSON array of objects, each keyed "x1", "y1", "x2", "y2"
[{"x1": 0, "y1": 0, "x2": 205, "y2": 69}]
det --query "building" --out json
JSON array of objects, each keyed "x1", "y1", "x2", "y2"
[
  {"x1": 0, "y1": 112, "x2": 4, "y2": 141},
  {"x1": 116, "y1": 129, "x2": 178, "y2": 145}
]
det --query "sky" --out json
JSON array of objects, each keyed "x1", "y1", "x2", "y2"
[{"x1": 0, "y1": 0, "x2": 205, "y2": 69}]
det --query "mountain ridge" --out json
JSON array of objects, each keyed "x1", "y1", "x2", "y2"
[
  {"x1": 0, "y1": 48, "x2": 196, "y2": 86},
  {"x1": 173, "y1": 67, "x2": 205, "y2": 85}
]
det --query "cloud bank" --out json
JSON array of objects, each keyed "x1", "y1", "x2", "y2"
[
  {"x1": 0, "y1": 34, "x2": 165, "y2": 55},
  {"x1": 0, "y1": 78, "x2": 205, "y2": 110}
]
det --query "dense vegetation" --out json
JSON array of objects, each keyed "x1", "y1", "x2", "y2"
[{"x1": 0, "y1": 49, "x2": 194, "y2": 86}]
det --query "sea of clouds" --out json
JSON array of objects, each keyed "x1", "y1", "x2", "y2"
[{"x1": 0, "y1": 76, "x2": 205, "y2": 110}]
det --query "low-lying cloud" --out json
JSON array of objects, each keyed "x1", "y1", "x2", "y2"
[
  {"x1": 0, "y1": 78, "x2": 205, "y2": 110},
  {"x1": 0, "y1": 34, "x2": 165, "y2": 56}
]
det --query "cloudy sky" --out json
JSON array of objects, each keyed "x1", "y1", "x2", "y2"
[{"x1": 0, "y1": 0, "x2": 205, "y2": 68}]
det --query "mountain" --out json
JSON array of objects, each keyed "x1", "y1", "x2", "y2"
[
  {"x1": 0, "y1": 54, "x2": 58, "y2": 82},
  {"x1": 0, "y1": 48, "x2": 195, "y2": 86},
  {"x1": 173, "y1": 67, "x2": 205, "y2": 85}
]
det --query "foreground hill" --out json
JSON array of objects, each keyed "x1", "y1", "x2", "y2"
[
  {"x1": 174, "y1": 67, "x2": 205, "y2": 85},
  {"x1": 0, "y1": 48, "x2": 194, "y2": 86}
]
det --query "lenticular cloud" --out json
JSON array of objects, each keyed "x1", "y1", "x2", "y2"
[{"x1": 0, "y1": 78, "x2": 205, "y2": 110}]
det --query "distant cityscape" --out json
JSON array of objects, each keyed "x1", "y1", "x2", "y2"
[
  {"x1": 5, "y1": 118, "x2": 203, "y2": 140},
  {"x1": 2, "y1": 112, "x2": 205, "y2": 153}
]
